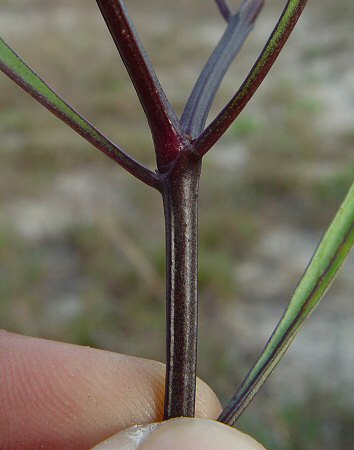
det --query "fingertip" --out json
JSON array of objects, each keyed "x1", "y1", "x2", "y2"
[
  {"x1": 140, "y1": 419, "x2": 266, "y2": 450},
  {"x1": 0, "y1": 332, "x2": 222, "y2": 449},
  {"x1": 195, "y1": 377, "x2": 222, "y2": 419},
  {"x1": 91, "y1": 418, "x2": 266, "y2": 450}
]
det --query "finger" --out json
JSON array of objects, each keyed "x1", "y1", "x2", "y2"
[
  {"x1": 92, "y1": 418, "x2": 266, "y2": 450},
  {"x1": 0, "y1": 331, "x2": 221, "y2": 450}
]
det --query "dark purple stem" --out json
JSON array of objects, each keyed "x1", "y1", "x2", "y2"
[
  {"x1": 181, "y1": 0, "x2": 264, "y2": 138},
  {"x1": 193, "y1": 0, "x2": 308, "y2": 157},
  {"x1": 161, "y1": 150, "x2": 202, "y2": 419},
  {"x1": 96, "y1": 0, "x2": 184, "y2": 171},
  {"x1": 96, "y1": 0, "x2": 202, "y2": 418}
]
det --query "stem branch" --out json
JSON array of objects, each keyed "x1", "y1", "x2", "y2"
[
  {"x1": 96, "y1": 0, "x2": 184, "y2": 170},
  {"x1": 181, "y1": 0, "x2": 264, "y2": 138},
  {"x1": 0, "y1": 37, "x2": 159, "y2": 189},
  {"x1": 215, "y1": 0, "x2": 232, "y2": 22},
  {"x1": 194, "y1": 0, "x2": 308, "y2": 157}
]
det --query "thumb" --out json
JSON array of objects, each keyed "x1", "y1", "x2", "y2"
[{"x1": 91, "y1": 418, "x2": 265, "y2": 450}]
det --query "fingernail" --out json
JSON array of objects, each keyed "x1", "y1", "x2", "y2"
[{"x1": 90, "y1": 423, "x2": 161, "y2": 450}]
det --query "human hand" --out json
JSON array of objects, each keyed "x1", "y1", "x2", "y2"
[{"x1": 0, "y1": 331, "x2": 264, "y2": 449}]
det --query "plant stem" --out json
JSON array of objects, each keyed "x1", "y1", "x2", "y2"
[
  {"x1": 0, "y1": 37, "x2": 159, "y2": 189},
  {"x1": 214, "y1": 0, "x2": 232, "y2": 23},
  {"x1": 161, "y1": 151, "x2": 202, "y2": 419},
  {"x1": 194, "y1": 0, "x2": 308, "y2": 157},
  {"x1": 181, "y1": 0, "x2": 264, "y2": 138},
  {"x1": 96, "y1": 0, "x2": 183, "y2": 170}
]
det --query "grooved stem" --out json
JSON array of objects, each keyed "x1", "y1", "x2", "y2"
[{"x1": 162, "y1": 152, "x2": 202, "y2": 419}]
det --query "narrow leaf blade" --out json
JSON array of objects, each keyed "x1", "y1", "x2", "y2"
[{"x1": 219, "y1": 183, "x2": 354, "y2": 426}]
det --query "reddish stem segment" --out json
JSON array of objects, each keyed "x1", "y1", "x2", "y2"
[{"x1": 96, "y1": 0, "x2": 184, "y2": 171}]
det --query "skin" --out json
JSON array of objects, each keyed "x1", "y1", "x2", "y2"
[
  {"x1": 93, "y1": 419, "x2": 265, "y2": 449},
  {"x1": 0, "y1": 331, "x2": 264, "y2": 450}
]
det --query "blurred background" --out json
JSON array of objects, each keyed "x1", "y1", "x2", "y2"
[{"x1": 0, "y1": 0, "x2": 353, "y2": 448}]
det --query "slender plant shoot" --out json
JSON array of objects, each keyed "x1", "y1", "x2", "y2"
[
  {"x1": 1, "y1": 0, "x2": 352, "y2": 433},
  {"x1": 194, "y1": 0, "x2": 309, "y2": 156},
  {"x1": 181, "y1": 0, "x2": 264, "y2": 137},
  {"x1": 96, "y1": 0, "x2": 184, "y2": 170},
  {"x1": 0, "y1": 37, "x2": 159, "y2": 189}
]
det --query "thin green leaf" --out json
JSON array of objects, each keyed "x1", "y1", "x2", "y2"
[
  {"x1": 219, "y1": 182, "x2": 354, "y2": 426},
  {"x1": 0, "y1": 37, "x2": 159, "y2": 189}
]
